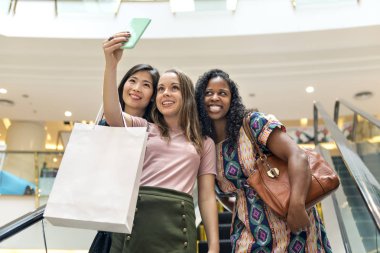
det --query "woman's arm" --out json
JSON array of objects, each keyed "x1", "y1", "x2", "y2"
[
  {"x1": 198, "y1": 174, "x2": 220, "y2": 253},
  {"x1": 102, "y1": 32, "x2": 132, "y2": 127},
  {"x1": 266, "y1": 128, "x2": 311, "y2": 232}
]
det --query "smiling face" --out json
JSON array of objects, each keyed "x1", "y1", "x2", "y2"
[
  {"x1": 156, "y1": 72, "x2": 183, "y2": 120},
  {"x1": 122, "y1": 70, "x2": 154, "y2": 117},
  {"x1": 204, "y1": 76, "x2": 232, "y2": 121}
]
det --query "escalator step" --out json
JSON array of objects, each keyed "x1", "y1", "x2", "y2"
[
  {"x1": 362, "y1": 236, "x2": 380, "y2": 253},
  {"x1": 340, "y1": 185, "x2": 358, "y2": 196},
  {"x1": 351, "y1": 207, "x2": 373, "y2": 220},
  {"x1": 199, "y1": 239, "x2": 232, "y2": 253},
  {"x1": 219, "y1": 224, "x2": 231, "y2": 240},
  {"x1": 218, "y1": 211, "x2": 233, "y2": 224},
  {"x1": 356, "y1": 221, "x2": 378, "y2": 237},
  {"x1": 345, "y1": 195, "x2": 366, "y2": 207}
]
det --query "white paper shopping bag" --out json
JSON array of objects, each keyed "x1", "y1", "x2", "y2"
[{"x1": 44, "y1": 122, "x2": 147, "y2": 233}]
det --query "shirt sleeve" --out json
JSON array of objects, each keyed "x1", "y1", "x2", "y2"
[
  {"x1": 130, "y1": 115, "x2": 148, "y2": 127},
  {"x1": 197, "y1": 137, "x2": 217, "y2": 177},
  {"x1": 249, "y1": 112, "x2": 286, "y2": 153}
]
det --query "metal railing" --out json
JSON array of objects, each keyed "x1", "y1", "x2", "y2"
[
  {"x1": 314, "y1": 101, "x2": 380, "y2": 231},
  {"x1": 0, "y1": 205, "x2": 45, "y2": 242}
]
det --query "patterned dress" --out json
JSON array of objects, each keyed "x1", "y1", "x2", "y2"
[{"x1": 216, "y1": 112, "x2": 332, "y2": 253}]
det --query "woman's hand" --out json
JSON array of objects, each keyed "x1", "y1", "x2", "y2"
[
  {"x1": 102, "y1": 32, "x2": 130, "y2": 68},
  {"x1": 286, "y1": 202, "x2": 310, "y2": 233}
]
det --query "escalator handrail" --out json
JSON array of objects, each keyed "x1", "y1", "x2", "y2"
[
  {"x1": 316, "y1": 145, "x2": 352, "y2": 253},
  {"x1": 334, "y1": 99, "x2": 380, "y2": 128},
  {"x1": 0, "y1": 205, "x2": 45, "y2": 242},
  {"x1": 314, "y1": 101, "x2": 380, "y2": 231}
]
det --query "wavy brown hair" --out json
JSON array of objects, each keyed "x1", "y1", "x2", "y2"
[{"x1": 151, "y1": 69, "x2": 203, "y2": 153}]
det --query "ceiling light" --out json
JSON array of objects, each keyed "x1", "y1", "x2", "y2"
[
  {"x1": 0, "y1": 88, "x2": 7, "y2": 94},
  {"x1": 64, "y1": 111, "x2": 72, "y2": 117},
  {"x1": 354, "y1": 91, "x2": 373, "y2": 100},
  {"x1": 53, "y1": 157, "x2": 58, "y2": 163},
  {"x1": 170, "y1": 0, "x2": 195, "y2": 12},
  {"x1": 226, "y1": 0, "x2": 238, "y2": 11},
  {"x1": 305, "y1": 86, "x2": 315, "y2": 93},
  {"x1": 300, "y1": 118, "x2": 308, "y2": 127},
  {"x1": 3, "y1": 118, "x2": 11, "y2": 129}
]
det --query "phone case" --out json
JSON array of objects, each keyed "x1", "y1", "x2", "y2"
[{"x1": 121, "y1": 18, "x2": 151, "y2": 49}]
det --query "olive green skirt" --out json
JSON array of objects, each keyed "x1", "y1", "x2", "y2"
[{"x1": 110, "y1": 186, "x2": 196, "y2": 253}]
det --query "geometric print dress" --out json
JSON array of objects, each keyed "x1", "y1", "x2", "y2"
[{"x1": 215, "y1": 112, "x2": 332, "y2": 253}]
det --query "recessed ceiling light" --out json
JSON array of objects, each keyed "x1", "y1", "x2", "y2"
[
  {"x1": 305, "y1": 86, "x2": 315, "y2": 93},
  {"x1": 64, "y1": 111, "x2": 72, "y2": 117},
  {"x1": 300, "y1": 118, "x2": 308, "y2": 127},
  {"x1": 226, "y1": 0, "x2": 238, "y2": 11},
  {"x1": 0, "y1": 88, "x2": 7, "y2": 94},
  {"x1": 3, "y1": 118, "x2": 11, "y2": 129},
  {"x1": 170, "y1": 0, "x2": 194, "y2": 12},
  {"x1": 354, "y1": 91, "x2": 373, "y2": 100}
]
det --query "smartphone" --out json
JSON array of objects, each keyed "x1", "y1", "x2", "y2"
[{"x1": 121, "y1": 18, "x2": 151, "y2": 49}]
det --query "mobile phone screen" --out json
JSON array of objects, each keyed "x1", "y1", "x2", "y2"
[{"x1": 121, "y1": 18, "x2": 151, "y2": 49}]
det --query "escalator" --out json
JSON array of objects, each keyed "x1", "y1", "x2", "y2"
[{"x1": 314, "y1": 99, "x2": 380, "y2": 253}]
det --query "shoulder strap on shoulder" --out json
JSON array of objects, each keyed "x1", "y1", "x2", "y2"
[{"x1": 242, "y1": 115, "x2": 264, "y2": 157}]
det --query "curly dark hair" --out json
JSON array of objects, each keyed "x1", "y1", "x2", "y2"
[{"x1": 195, "y1": 69, "x2": 247, "y2": 144}]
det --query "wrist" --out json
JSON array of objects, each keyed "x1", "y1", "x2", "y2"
[
  {"x1": 289, "y1": 199, "x2": 305, "y2": 209},
  {"x1": 105, "y1": 63, "x2": 117, "y2": 70},
  {"x1": 207, "y1": 244, "x2": 220, "y2": 252}
]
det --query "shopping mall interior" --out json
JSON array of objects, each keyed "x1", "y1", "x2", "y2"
[{"x1": 0, "y1": 0, "x2": 379, "y2": 252}]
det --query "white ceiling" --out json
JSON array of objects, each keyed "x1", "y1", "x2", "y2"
[{"x1": 1, "y1": 25, "x2": 380, "y2": 122}]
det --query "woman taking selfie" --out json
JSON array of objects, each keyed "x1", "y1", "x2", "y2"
[
  {"x1": 89, "y1": 34, "x2": 159, "y2": 253},
  {"x1": 102, "y1": 32, "x2": 220, "y2": 253}
]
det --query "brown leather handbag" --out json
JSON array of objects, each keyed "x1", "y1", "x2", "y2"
[{"x1": 243, "y1": 116, "x2": 340, "y2": 218}]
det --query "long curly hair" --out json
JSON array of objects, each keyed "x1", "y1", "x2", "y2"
[{"x1": 195, "y1": 69, "x2": 247, "y2": 144}]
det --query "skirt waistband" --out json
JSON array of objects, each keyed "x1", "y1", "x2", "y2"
[{"x1": 139, "y1": 186, "x2": 194, "y2": 205}]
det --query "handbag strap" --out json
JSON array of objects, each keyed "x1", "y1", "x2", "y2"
[
  {"x1": 242, "y1": 115, "x2": 265, "y2": 159},
  {"x1": 94, "y1": 104, "x2": 127, "y2": 127},
  {"x1": 243, "y1": 115, "x2": 280, "y2": 178}
]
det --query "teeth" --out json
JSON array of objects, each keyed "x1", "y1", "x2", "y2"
[
  {"x1": 130, "y1": 94, "x2": 141, "y2": 100},
  {"x1": 163, "y1": 101, "x2": 174, "y2": 105},
  {"x1": 209, "y1": 105, "x2": 221, "y2": 113}
]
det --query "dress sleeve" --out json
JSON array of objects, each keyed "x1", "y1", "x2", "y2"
[
  {"x1": 197, "y1": 137, "x2": 217, "y2": 177},
  {"x1": 249, "y1": 112, "x2": 286, "y2": 153}
]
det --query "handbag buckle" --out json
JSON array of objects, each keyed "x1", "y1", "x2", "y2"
[
  {"x1": 261, "y1": 155, "x2": 280, "y2": 178},
  {"x1": 267, "y1": 167, "x2": 280, "y2": 178}
]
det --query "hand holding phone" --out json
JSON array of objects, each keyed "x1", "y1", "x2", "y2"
[{"x1": 121, "y1": 18, "x2": 151, "y2": 49}]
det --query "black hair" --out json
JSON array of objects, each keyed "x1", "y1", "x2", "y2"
[
  {"x1": 118, "y1": 64, "x2": 160, "y2": 122},
  {"x1": 195, "y1": 69, "x2": 247, "y2": 144}
]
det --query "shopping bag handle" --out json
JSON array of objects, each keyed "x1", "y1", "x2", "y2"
[{"x1": 94, "y1": 104, "x2": 127, "y2": 128}]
